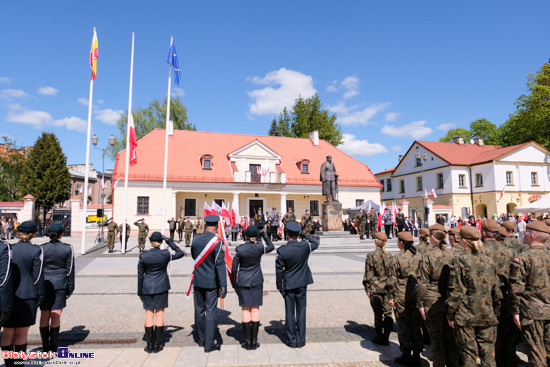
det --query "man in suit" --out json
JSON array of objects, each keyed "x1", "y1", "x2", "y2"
[
  {"x1": 190, "y1": 214, "x2": 227, "y2": 353},
  {"x1": 276, "y1": 221, "x2": 320, "y2": 348}
]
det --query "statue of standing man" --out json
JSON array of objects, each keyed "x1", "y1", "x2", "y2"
[{"x1": 320, "y1": 155, "x2": 339, "y2": 202}]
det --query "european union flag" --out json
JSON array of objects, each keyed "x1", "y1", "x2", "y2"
[{"x1": 167, "y1": 43, "x2": 181, "y2": 86}]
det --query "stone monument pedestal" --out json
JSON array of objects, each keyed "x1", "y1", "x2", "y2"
[{"x1": 321, "y1": 202, "x2": 342, "y2": 231}]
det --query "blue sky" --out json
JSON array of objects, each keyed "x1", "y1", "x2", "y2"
[{"x1": 1, "y1": 1, "x2": 549, "y2": 175}]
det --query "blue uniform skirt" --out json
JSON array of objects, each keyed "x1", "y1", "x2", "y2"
[
  {"x1": 237, "y1": 284, "x2": 263, "y2": 307},
  {"x1": 41, "y1": 281, "x2": 68, "y2": 310},
  {"x1": 4, "y1": 297, "x2": 38, "y2": 327},
  {"x1": 142, "y1": 292, "x2": 169, "y2": 310}
]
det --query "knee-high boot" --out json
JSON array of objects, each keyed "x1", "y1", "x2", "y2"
[
  {"x1": 251, "y1": 321, "x2": 260, "y2": 350},
  {"x1": 144, "y1": 327, "x2": 154, "y2": 353},
  {"x1": 49, "y1": 327, "x2": 60, "y2": 353},
  {"x1": 40, "y1": 326, "x2": 50, "y2": 352},
  {"x1": 241, "y1": 322, "x2": 252, "y2": 350},
  {"x1": 383, "y1": 316, "x2": 394, "y2": 345},
  {"x1": 2, "y1": 344, "x2": 14, "y2": 367},
  {"x1": 153, "y1": 326, "x2": 164, "y2": 353},
  {"x1": 13, "y1": 344, "x2": 27, "y2": 367}
]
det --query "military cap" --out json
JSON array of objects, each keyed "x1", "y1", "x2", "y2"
[
  {"x1": 17, "y1": 221, "x2": 37, "y2": 233},
  {"x1": 374, "y1": 232, "x2": 387, "y2": 241},
  {"x1": 543, "y1": 218, "x2": 550, "y2": 227},
  {"x1": 244, "y1": 225, "x2": 259, "y2": 237},
  {"x1": 285, "y1": 221, "x2": 302, "y2": 233},
  {"x1": 429, "y1": 224, "x2": 448, "y2": 233},
  {"x1": 204, "y1": 214, "x2": 220, "y2": 226},
  {"x1": 419, "y1": 228, "x2": 430, "y2": 236},
  {"x1": 397, "y1": 231, "x2": 414, "y2": 242},
  {"x1": 460, "y1": 226, "x2": 481, "y2": 240},
  {"x1": 149, "y1": 231, "x2": 164, "y2": 242},
  {"x1": 48, "y1": 223, "x2": 65, "y2": 234},
  {"x1": 272, "y1": 207, "x2": 276, "y2": 210},
  {"x1": 496, "y1": 226, "x2": 507, "y2": 238},
  {"x1": 305, "y1": 209, "x2": 309, "y2": 212},
  {"x1": 526, "y1": 220, "x2": 550, "y2": 234},
  {"x1": 449, "y1": 227, "x2": 460, "y2": 236},
  {"x1": 501, "y1": 221, "x2": 515, "y2": 231},
  {"x1": 481, "y1": 219, "x2": 499, "y2": 233}
]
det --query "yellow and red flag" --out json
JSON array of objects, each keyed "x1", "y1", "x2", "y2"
[{"x1": 90, "y1": 28, "x2": 98, "y2": 80}]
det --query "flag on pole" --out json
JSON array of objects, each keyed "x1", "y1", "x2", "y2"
[
  {"x1": 424, "y1": 189, "x2": 429, "y2": 200},
  {"x1": 430, "y1": 188, "x2": 438, "y2": 198},
  {"x1": 221, "y1": 202, "x2": 231, "y2": 222},
  {"x1": 90, "y1": 28, "x2": 98, "y2": 80},
  {"x1": 204, "y1": 202, "x2": 212, "y2": 217},
  {"x1": 212, "y1": 201, "x2": 222, "y2": 215},
  {"x1": 500, "y1": 185, "x2": 506, "y2": 199},
  {"x1": 167, "y1": 43, "x2": 181, "y2": 85},
  {"x1": 128, "y1": 113, "x2": 138, "y2": 166},
  {"x1": 392, "y1": 202, "x2": 397, "y2": 225},
  {"x1": 112, "y1": 179, "x2": 120, "y2": 190},
  {"x1": 100, "y1": 175, "x2": 104, "y2": 190}
]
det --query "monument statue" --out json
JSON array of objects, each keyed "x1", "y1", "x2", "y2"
[{"x1": 320, "y1": 155, "x2": 339, "y2": 202}]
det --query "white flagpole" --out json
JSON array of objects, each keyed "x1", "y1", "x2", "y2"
[
  {"x1": 81, "y1": 27, "x2": 96, "y2": 255},
  {"x1": 162, "y1": 36, "x2": 173, "y2": 237},
  {"x1": 122, "y1": 32, "x2": 135, "y2": 254}
]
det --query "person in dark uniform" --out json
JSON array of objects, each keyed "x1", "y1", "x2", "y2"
[
  {"x1": 396, "y1": 209, "x2": 405, "y2": 233},
  {"x1": 177, "y1": 218, "x2": 184, "y2": 242},
  {"x1": 276, "y1": 221, "x2": 320, "y2": 348},
  {"x1": 0, "y1": 234, "x2": 13, "y2": 329},
  {"x1": 39, "y1": 223, "x2": 75, "y2": 353},
  {"x1": 1, "y1": 221, "x2": 44, "y2": 367},
  {"x1": 231, "y1": 225, "x2": 274, "y2": 350},
  {"x1": 254, "y1": 208, "x2": 266, "y2": 241},
  {"x1": 267, "y1": 207, "x2": 280, "y2": 241},
  {"x1": 138, "y1": 232, "x2": 184, "y2": 353},
  {"x1": 167, "y1": 218, "x2": 176, "y2": 241},
  {"x1": 190, "y1": 214, "x2": 227, "y2": 353}
]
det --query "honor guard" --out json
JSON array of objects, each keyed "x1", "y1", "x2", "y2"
[
  {"x1": 301, "y1": 209, "x2": 313, "y2": 235},
  {"x1": 355, "y1": 209, "x2": 367, "y2": 240},
  {"x1": 134, "y1": 219, "x2": 149, "y2": 253},
  {"x1": 118, "y1": 222, "x2": 131, "y2": 251},
  {"x1": 367, "y1": 208, "x2": 377, "y2": 239},
  {"x1": 184, "y1": 218, "x2": 194, "y2": 247},
  {"x1": 282, "y1": 207, "x2": 296, "y2": 240},
  {"x1": 106, "y1": 218, "x2": 118, "y2": 253}
]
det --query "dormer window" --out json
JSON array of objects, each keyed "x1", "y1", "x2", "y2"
[
  {"x1": 204, "y1": 159, "x2": 211, "y2": 169},
  {"x1": 200, "y1": 154, "x2": 213, "y2": 170},
  {"x1": 297, "y1": 159, "x2": 310, "y2": 174},
  {"x1": 302, "y1": 164, "x2": 308, "y2": 173}
]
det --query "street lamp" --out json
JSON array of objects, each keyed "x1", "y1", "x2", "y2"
[
  {"x1": 92, "y1": 134, "x2": 115, "y2": 239},
  {"x1": 416, "y1": 152, "x2": 428, "y2": 227}
]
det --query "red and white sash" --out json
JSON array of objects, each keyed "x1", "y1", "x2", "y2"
[{"x1": 186, "y1": 236, "x2": 221, "y2": 298}]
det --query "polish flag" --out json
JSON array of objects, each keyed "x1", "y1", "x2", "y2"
[
  {"x1": 212, "y1": 201, "x2": 222, "y2": 215},
  {"x1": 111, "y1": 179, "x2": 119, "y2": 190},
  {"x1": 392, "y1": 202, "x2": 397, "y2": 225},
  {"x1": 128, "y1": 113, "x2": 138, "y2": 166},
  {"x1": 430, "y1": 188, "x2": 438, "y2": 198},
  {"x1": 204, "y1": 202, "x2": 213, "y2": 217},
  {"x1": 100, "y1": 176, "x2": 105, "y2": 190},
  {"x1": 500, "y1": 185, "x2": 506, "y2": 199},
  {"x1": 221, "y1": 202, "x2": 231, "y2": 222},
  {"x1": 424, "y1": 189, "x2": 429, "y2": 200}
]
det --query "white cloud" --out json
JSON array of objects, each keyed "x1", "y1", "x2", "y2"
[
  {"x1": 338, "y1": 133, "x2": 388, "y2": 157},
  {"x1": 381, "y1": 120, "x2": 433, "y2": 139},
  {"x1": 329, "y1": 101, "x2": 390, "y2": 126},
  {"x1": 392, "y1": 145, "x2": 402, "y2": 151},
  {"x1": 0, "y1": 77, "x2": 11, "y2": 84},
  {"x1": 77, "y1": 97, "x2": 88, "y2": 106},
  {"x1": 325, "y1": 76, "x2": 359, "y2": 99},
  {"x1": 98, "y1": 99, "x2": 105, "y2": 104},
  {"x1": 6, "y1": 107, "x2": 87, "y2": 132},
  {"x1": 52, "y1": 117, "x2": 87, "y2": 131},
  {"x1": 437, "y1": 122, "x2": 455, "y2": 131},
  {"x1": 385, "y1": 112, "x2": 400, "y2": 122},
  {"x1": 326, "y1": 80, "x2": 338, "y2": 92},
  {"x1": 173, "y1": 88, "x2": 185, "y2": 97},
  {"x1": 248, "y1": 68, "x2": 316, "y2": 115},
  {"x1": 94, "y1": 108, "x2": 122, "y2": 125},
  {"x1": 38, "y1": 86, "x2": 58, "y2": 96},
  {"x1": 1, "y1": 89, "x2": 29, "y2": 99}
]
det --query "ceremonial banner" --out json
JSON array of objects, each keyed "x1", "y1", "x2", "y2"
[{"x1": 90, "y1": 29, "x2": 98, "y2": 80}]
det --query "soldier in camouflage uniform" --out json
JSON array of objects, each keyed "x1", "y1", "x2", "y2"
[
  {"x1": 509, "y1": 220, "x2": 550, "y2": 367},
  {"x1": 282, "y1": 207, "x2": 296, "y2": 240},
  {"x1": 448, "y1": 227, "x2": 464, "y2": 257},
  {"x1": 134, "y1": 219, "x2": 149, "y2": 253},
  {"x1": 184, "y1": 218, "x2": 194, "y2": 247},
  {"x1": 416, "y1": 228, "x2": 430, "y2": 255},
  {"x1": 195, "y1": 217, "x2": 204, "y2": 236},
  {"x1": 446, "y1": 225, "x2": 502, "y2": 367},
  {"x1": 106, "y1": 218, "x2": 118, "y2": 253},
  {"x1": 543, "y1": 218, "x2": 550, "y2": 246},
  {"x1": 388, "y1": 231, "x2": 423, "y2": 365},
  {"x1": 415, "y1": 224, "x2": 458, "y2": 367},
  {"x1": 363, "y1": 232, "x2": 393, "y2": 346},
  {"x1": 118, "y1": 222, "x2": 131, "y2": 251},
  {"x1": 367, "y1": 208, "x2": 377, "y2": 239},
  {"x1": 355, "y1": 210, "x2": 367, "y2": 240},
  {"x1": 501, "y1": 220, "x2": 526, "y2": 254},
  {"x1": 301, "y1": 209, "x2": 314, "y2": 235},
  {"x1": 480, "y1": 220, "x2": 516, "y2": 367}
]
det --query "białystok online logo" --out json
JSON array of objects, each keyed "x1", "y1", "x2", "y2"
[
  {"x1": 1, "y1": 348, "x2": 95, "y2": 361},
  {"x1": 57, "y1": 348, "x2": 95, "y2": 359}
]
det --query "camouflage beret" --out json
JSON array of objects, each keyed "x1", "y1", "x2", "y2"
[
  {"x1": 429, "y1": 224, "x2": 448, "y2": 233},
  {"x1": 501, "y1": 221, "x2": 515, "y2": 231},
  {"x1": 449, "y1": 227, "x2": 460, "y2": 236},
  {"x1": 460, "y1": 225, "x2": 481, "y2": 240},
  {"x1": 397, "y1": 231, "x2": 413, "y2": 242},
  {"x1": 375, "y1": 232, "x2": 388, "y2": 241},
  {"x1": 481, "y1": 219, "x2": 499, "y2": 233},
  {"x1": 419, "y1": 228, "x2": 430, "y2": 236},
  {"x1": 526, "y1": 220, "x2": 550, "y2": 234}
]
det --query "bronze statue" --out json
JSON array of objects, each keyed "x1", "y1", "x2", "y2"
[{"x1": 320, "y1": 155, "x2": 339, "y2": 202}]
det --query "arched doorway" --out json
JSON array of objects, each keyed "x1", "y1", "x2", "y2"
[
  {"x1": 506, "y1": 203, "x2": 517, "y2": 215},
  {"x1": 475, "y1": 204, "x2": 487, "y2": 219}
]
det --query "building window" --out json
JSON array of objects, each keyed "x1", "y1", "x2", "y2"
[
  {"x1": 506, "y1": 171, "x2": 513, "y2": 185},
  {"x1": 386, "y1": 179, "x2": 392, "y2": 192},
  {"x1": 214, "y1": 199, "x2": 225, "y2": 207},
  {"x1": 415, "y1": 157, "x2": 422, "y2": 167},
  {"x1": 380, "y1": 179, "x2": 385, "y2": 192},
  {"x1": 184, "y1": 199, "x2": 196, "y2": 217},
  {"x1": 302, "y1": 164, "x2": 309, "y2": 173},
  {"x1": 355, "y1": 199, "x2": 364, "y2": 207},
  {"x1": 204, "y1": 159, "x2": 211, "y2": 169},
  {"x1": 531, "y1": 172, "x2": 538, "y2": 186},
  {"x1": 76, "y1": 184, "x2": 83, "y2": 194},
  {"x1": 250, "y1": 164, "x2": 261, "y2": 183},
  {"x1": 458, "y1": 174, "x2": 466, "y2": 188},
  {"x1": 437, "y1": 173, "x2": 444, "y2": 189},
  {"x1": 416, "y1": 176, "x2": 423, "y2": 191},
  {"x1": 201, "y1": 154, "x2": 213, "y2": 169},
  {"x1": 310, "y1": 200, "x2": 319, "y2": 216},
  {"x1": 286, "y1": 200, "x2": 295, "y2": 212},
  {"x1": 475, "y1": 173, "x2": 483, "y2": 187},
  {"x1": 137, "y1": 196, "x2": 149, "y2": 215},
  {"x1": 399, "y1": 180, "x2": 405, "y2": 194}
]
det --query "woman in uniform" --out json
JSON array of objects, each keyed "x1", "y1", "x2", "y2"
[
  {"x1": 1, "y1": 221, "x2": 44, "y2": 367},
  {"x1": 39, "y1": 223, "x2": 75, "y2": 353},
  {"x1": 388, "y1": 231, "x2": 423, "y2": 365},
  {"x1": 363, "y1": 232, "x2": 393, "y2": 346},
  {"x1": 446, "y1": 226, "x2": 501, "y2": 366},
  {"x1": 138, "y1": 232, "x2": 185, "y2": 353},
  {"x1": 231, "y1": 225, "x2": 274, "y2": 350}
]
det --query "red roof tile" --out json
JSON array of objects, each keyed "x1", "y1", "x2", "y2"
[
  {"x1": 375, "y1": 167, "x2": 395, "y2": 175},
  {"x1": 80, "y1": 204, "x2": 113, "y2": 209},
  {"x1": 0, "y1": 202, "x2": 24, "y2": 207},
  {"x1": 113, "y1": 130, "x2": 381, "y2": 188}
]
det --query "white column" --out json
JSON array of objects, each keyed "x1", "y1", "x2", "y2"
[
  {"x1": 280, "y1": 193, "x2": 287, "y2": 215},
  {"x1": 171, "y1": 192, "x2": 177, "y2": 220},
  {"x1": 232, "y1": 192, "x2": 240, "y2": 218}
]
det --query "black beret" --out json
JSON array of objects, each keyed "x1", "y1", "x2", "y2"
[
  {"x1": 204, "y1": 215, "x2": 220, "y2": 226},
  {"x1": 286, "y1": 221, "x2": 302, "y2": 233},
  {"x1": 48, "y1": 223, "x2": 65, "y2": 234},
  {"x1": 149, "y1": 231, "x2": 163, "y2": 242},
  {"x1": 244, "y1": 225, "x2": 259, "y2": 237},
  {"x1": 18, "y1": 221, "x2": 37, "y2": 233}
]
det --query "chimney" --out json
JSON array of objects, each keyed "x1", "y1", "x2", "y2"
[
  {"x1": 398, "y1": 155, "x2": 403, "y2": 161},
  {"x1": 452, "y1": 136, "x2": 464, "y2": 144},
  {"x1": 473, "y1": 137, "x2": 484, "y2": 146},
  {"x1": 309, "y1": 131, "x2": 319, "y2": 146}
]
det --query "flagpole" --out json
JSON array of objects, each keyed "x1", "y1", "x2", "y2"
[
  {"x1": 122, "y1": 32, "x2": 135, "y2": 254},
  {"x1": 162, "y1": 36, "x2": 173, "y2": 238},
  {"x1": 81, "y1": 27, "x2": 96, "y2": 255}
]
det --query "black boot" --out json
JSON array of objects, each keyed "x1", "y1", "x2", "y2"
[
  {"x1": 411, "y1": 351, "x2": 421, "y2": 366},
  {"x1": 153, "y1": 326, "x2": 164, "y2": 353},
  {"x1": 371, "y1": 321, "x2": 385, "y2": 345},
  {"x1": 49, "y1": 327, "x2": 60, "y2": 353},
  {"x1": 144, "y1": 326, "x2": 154, "y2": 353},
  {"x1": 241, "y1": 322, "x2": 251, "y2": 350},
  {"x1": 395, "y1": 351, "x2": 412, "y2": 365},
  {"x1": 13, "y1": 344, "x2": 26, "y2": 367},
  {"x1": 251, "y1": 321, "x2": 260, "y2": 350},
  {"x1": 382, "y1": 316, "x2": 393, "y2": 345},
  {"x1": 40, "y1": 326, "x2": 50, "y2": 352},
  {"x1": 2, "y1": 344, "x2": 14, "y2": 367}
]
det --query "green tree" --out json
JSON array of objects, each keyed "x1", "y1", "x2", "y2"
[
  {"x1": 108, "y1": 96, "x2": 196, "y2": 159},
  {"x1": 0, "y1": 137, "x2": 27, "y2": 201},
  {"x1": 439, "y1": 119, "x2": 501, "y2": 145},
  {"x1": 439, "y1": 128, "x2": 471, "y2": 143},
  {"x1": 267, "y1": 94, "x2": 343, "y2": 146},
  {"x1": 20, "y1": 133, "x2": 71, "y2": 221},
  {"x1": 500, "y1": 61, "x2": 550, "y2": 150}
]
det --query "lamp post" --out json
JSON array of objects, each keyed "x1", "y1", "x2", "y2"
[
  {"x1": 92, "y1": 134, "x2": 115, "y2": 239},
  {"x1": 416, "y1": 152, "x2": 428, "y2": 227}
]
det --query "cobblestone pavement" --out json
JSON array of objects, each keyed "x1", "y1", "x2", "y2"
[{"x1": 1, "y1": 236, "x2": 529, "y2": 366}]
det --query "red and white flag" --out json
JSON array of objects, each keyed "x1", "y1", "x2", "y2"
[
  {"x1": 128, "y1": 113, "x2": 138, "y2": 166},
  {"x1": 100, "y1": 176, "x2": 105, "y2": 190},
  {"x1": 430, "y1": 188, "x2": 438, "y2": 198},
  {"x1": 424, "y1": 189, "x2": 429, "y2": 200},
  {"x1": 112, "y1": 179, "x2": 119, "y2": 190},
  {"x1": 221, "y1": 202, "x2": 231, "y2": 222},
  {"x1": 500, "y1": 185, "x2": 506, "y2": 199},
  {"x1": 204, "y1": 202, "x2": 213, "y2": 217},
  {"x1": 212, "y1": 201, "x2": 222, "y2": 215},
  {"x1": 392, "y1": 202, "x2": 397, "y2": 225}
]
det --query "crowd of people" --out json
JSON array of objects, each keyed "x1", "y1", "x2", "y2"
[{"x1": 0, "y1": 217, "x2": 19, "y2": 241}]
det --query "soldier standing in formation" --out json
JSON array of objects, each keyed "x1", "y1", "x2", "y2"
[
  {"x1": 167, "y1": 218, "x2": 176, "y2": 241},
  {"x1": 267, "y1": 207, "x2": 280, "y2": 241},
  {"x1": 301, "y1": 209, "x2": 313, "y2": 235},
  {"x1": 118, "y1": 222, "x2": 131, "y2": 251},
  {"x1": 195, "y1": 217, "x2": 204, "y2": 237},
  {"x1": 134, "y1": 219, "x2": 149, "y2": 253},
  {"x1": 282, "y1": 207, "x2": 296, "y2": 240},
  {"x1": 501, "y1": 220, "x2": 526, "y2": 254},
  {"x1": 184, "y1": 218, "x2": 194, "y2": 247},
  {"x1": 367, "y1": 208, "x2": 377, "y2": 239},
  {"x1": 448, "y1": 228, "x2": 464, "y2": 257},
  {"x1": 355, "y1": 210, "x2": 367, "y2": 240},
  {"x1": 106, "y1": 218, "x2": 118, "y2": 253},
  {"x1": 415, "y1": 228, "x2": 430, "y2": 255},
  {"x1": 396, "y1": 209, "x2": 405, "y2": 233},
  {"x1": 177, "y1": 218, "x2": 184, "y2": 242},
  {"x1": 363, "y1": 232, "x2": 393, "y2": 346}
]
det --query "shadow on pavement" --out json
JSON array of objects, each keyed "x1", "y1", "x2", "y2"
[
  {"x1": 59, "y1": 325, "x2": 90, "y2": 347},
  {"x1": 263, "y1": 319, "x2": 286, "y2": 344},
  {"x1": 344, "y1": 320, "x2": 375, "y2": 340}
]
